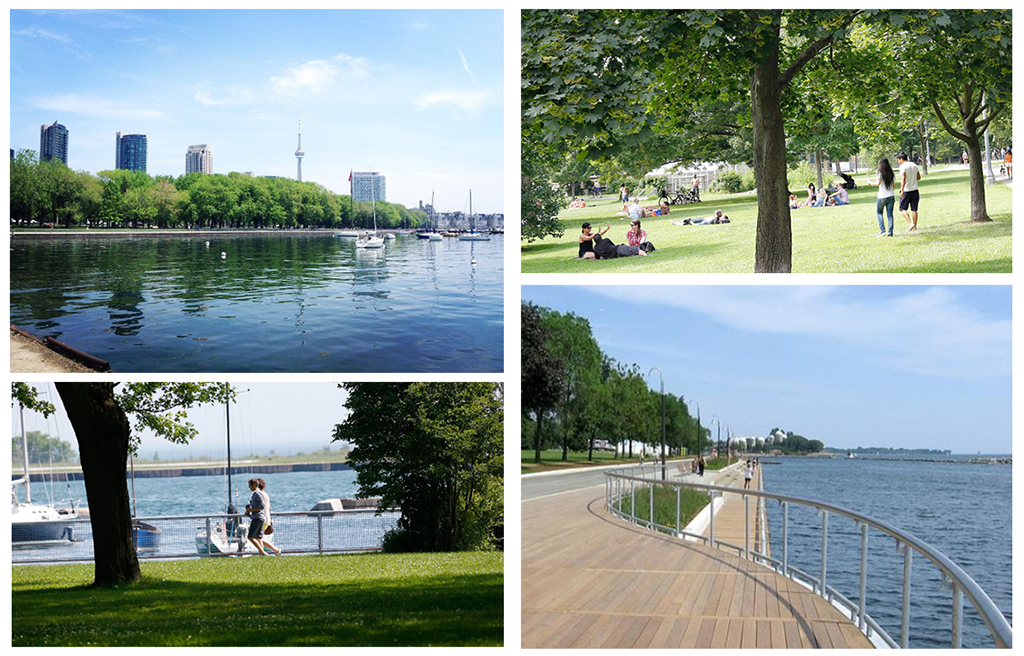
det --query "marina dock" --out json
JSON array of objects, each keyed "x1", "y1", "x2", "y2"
[{"x1": 521, "y1": 463, "x2": 872, "y2": 648}]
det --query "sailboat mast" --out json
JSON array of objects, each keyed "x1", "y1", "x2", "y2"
[
  {"x1": 20, "y1": 403, "x2": 30, "y2": 503},
  {"x1": 226, "y1": 399, "x2": 232, "y2": 512},
  {"x1": 431, "y1": 190, "x2": 435, "y2": 231}
]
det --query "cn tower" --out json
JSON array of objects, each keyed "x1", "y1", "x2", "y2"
[{"x1": 295, "y1": 118, "x2": 304, "y2": 182}]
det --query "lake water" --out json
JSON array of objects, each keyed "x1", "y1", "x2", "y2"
[
  {"x1": 14, "y1": 469, "x2": 399, "y2": 562},
  {"x1": 762, "y1": 456, "x2": 1011, "y2": 648},
  {"x1": 10, "y1": 233, "x2": 503, "y2": 372}
]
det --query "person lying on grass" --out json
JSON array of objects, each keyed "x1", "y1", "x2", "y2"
[
  {"x1": 577, "y1": 222, "x2": 610, "y2": 259},
  {"x1": 643, "y1": 203, "x2": 670, "y2": 217},
  {"x1": 671, "y1": 209, "x2": 730, "y2": 225},
  {"x1": 587, "y1": 232, "x2": 648, "y2": 259}
]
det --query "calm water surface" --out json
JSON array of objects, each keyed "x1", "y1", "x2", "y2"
[
  {"x1": 10, "y1": 233, "x2": 503, "y2": 372},
  {"x1": 763, "y1": 456, "x2": 1011, "y2": 648}
]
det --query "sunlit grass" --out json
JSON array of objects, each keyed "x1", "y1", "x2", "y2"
[
  {"x1": 13, "y1": 551, "x2": 503, "y2": 646},
  {"x1": 521, "y1": 168, "x2": 1011, "y2": 273}
]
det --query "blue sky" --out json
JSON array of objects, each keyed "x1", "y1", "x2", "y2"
[
  {"x1": 523, "y1": 286, "x2": 1011, "y2": 454},
  {"x1": 10, "y1": 9, "x2": 503, "y2": 213},
  {"x1": 15, "y1": 383, "x2": 353, "y2": 461}
]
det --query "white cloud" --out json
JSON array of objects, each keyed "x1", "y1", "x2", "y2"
[
  {"x1": 457, "y1": 48, "x2": 477, "y2": 86},
  {"x1": 12, "y1": 27, "x2": 71, "y2": 43},
  {"x1": 414, "y1": 89, "x2": 496, "y2": 116},
  {"x1": 269, "y1": 53, "x2": 369, "y2": 97},
  {"x1": 587, "y1": 286, "x2": 1010, "y2": 378},
  {"x1": 35, "y1": 94, "x2": 162, "y2": 119},
  {"x1": 194, "y1": 86, "x2": 253, "y2": 107}
]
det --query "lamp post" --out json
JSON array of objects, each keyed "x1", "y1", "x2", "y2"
[
  {"x1": 648, "y1": 367, "x2": 666, "y2": 480},
  {"x1": 686, "y1": 398, "x2": 700, "y2": 460},
  {"x1": 712, "y1": 415, "x2": 721, "y2": 460},
  {"x1": 983, "y1": 93, "x2": 997, "y2": 184}
]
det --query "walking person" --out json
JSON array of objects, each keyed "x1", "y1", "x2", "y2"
[
  {"x1": 243, "y1": 478, "x2": 268, "y2": 555},
  {"x1": 1004, "y1": 148, "x2": 1012, "y2": 180},
  {"x1": 698, "y1": 454, "x2": 705, "y2": 477},
  {"x1": 897, "y1": 152, "x2": 921, "y2": 232},
  {"x1": 744, "y1": 461, "x2": 754, "y2": 490},
  {"x1": 867, "y1": 158, "x2": 897, "y2": 237},
  {"x1": 256, "y1": 478, "x2": 281, "y2": 555}
]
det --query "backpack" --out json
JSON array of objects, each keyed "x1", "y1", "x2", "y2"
[{"x1": 639, "y1": 241, "x2": 656, "y2": 253}]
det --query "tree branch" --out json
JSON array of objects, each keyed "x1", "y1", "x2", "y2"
[
  {"x1": 779, "y1": 11, "x2": 862, "y2": 89},
  {"x1": 974, "y1": 103, "x2": 1004, "y2": 132},
  {"x1": 931, "y1": 97, "x2": 969, "y2": 142}
]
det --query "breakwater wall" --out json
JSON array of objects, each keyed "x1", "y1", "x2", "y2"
[{"x1": 16, "y1": 461, "x2": 353, "y2": 483}]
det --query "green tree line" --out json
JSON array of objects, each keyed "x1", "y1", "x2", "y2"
[
  {"x1": 10, "y1": 150, "x2": 427, "y2": 231},
  {"x1": 522, "y1": 302, "x2": 712, "y2": 462},
  {"x1": 12, "y1": 430, "x2": 79, "y2": 466}
]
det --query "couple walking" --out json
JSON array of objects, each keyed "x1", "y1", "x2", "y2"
[
  {"x1": 868, "y1": 153, "x2": 921, "y2": 237},
  {"x1": 245, "y1": 477, "x2": 281, "y2": 555}
]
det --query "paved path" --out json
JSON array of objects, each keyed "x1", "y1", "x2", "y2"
[{"x1": 522, "y1": 464, "x2": 871, "y2": 648}]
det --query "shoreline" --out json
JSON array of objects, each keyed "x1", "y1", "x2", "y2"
[
  {"x1": 10, "y1": 329, "x2": 95, "y2": 374},
  {"x1": 14, "y1": 460, "x2": 353, "y2": 482},
  {"x1": 11, "y1": 228, "x2": 505, "y2": 239}
]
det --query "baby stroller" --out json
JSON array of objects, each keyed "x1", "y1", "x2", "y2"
[{"x1": 838, "y1": 172, "x2": 857, "y2": 190}]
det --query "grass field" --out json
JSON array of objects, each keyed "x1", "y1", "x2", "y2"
[
  {"x1": 521, "y1": 167, "x2": 1011, "y2": 273},
  {"x1": 12, "y1": 551, "x2": 503, "y2": 647},
  {"x1": 520, "y1": 448, "x2": 664, "y2": 474},
  {"x1": 629, "y1": 484, "x2": 709, "y2": 530}
]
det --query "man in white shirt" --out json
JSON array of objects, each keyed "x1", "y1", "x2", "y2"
[
  {"x1": 627, "y1": 200, "x2": 642, "y2": 220},
  {"x1": 897, "y1": 152, "x2": 921, "y2": 232}
]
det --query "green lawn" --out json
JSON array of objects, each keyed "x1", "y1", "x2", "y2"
[
  {"x1": 12, "y1": 551, "x2": 503, "y2": 646},
  {"x1": 522, "y1": 168, "x2": 1011, "y2": 273},
  {"x1": 629, "y1": 484, "x2": 709, "y2": 531}
]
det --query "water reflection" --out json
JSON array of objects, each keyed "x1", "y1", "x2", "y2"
[{"x1": 10, "y1": 233, "x2": 503, "y2": 372}]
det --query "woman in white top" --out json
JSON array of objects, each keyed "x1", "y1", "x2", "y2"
[
  {"x1": 744, "y1": 462, "x2": 754, "y2": 489},
  {"x1": 867, "y1": 158, "x2": 896, "y2": 237}
]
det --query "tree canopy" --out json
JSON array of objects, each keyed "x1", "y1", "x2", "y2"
[{"x1": 332, "y1": 382, "x2": 503, "y2": 553}]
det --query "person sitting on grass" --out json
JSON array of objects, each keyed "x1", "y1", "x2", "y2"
[
  {"x1": 568, "y1": 197, "x2": 586, "y2": 209},
  {"x1": 802, "y1": 183, "x2": 817, "y2": 207},
  {"x1": 576, "y1": 222, "x2": 609, "y2": 259},
  {"x1": 671, "y1": 209, "x2": 730, "y2": 225},
  {"x1": 832, "y1": 182, "x2": 849, "y2": 206},
  {"x1": 627, "y1": 199, "x2": 643, "y2": 220},
  {"x1": 626, "y1": 219, "x2": 646, "y2": 247},
  {"x1": 590, "y1": 232, "x2": 648, "y2": 259},
  {"x1": 789, "y1": 194, "x2": 801, "y2": 209}
]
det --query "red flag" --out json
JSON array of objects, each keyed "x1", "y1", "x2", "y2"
[{"x1": 348, "y1": 170, "x2": 352, "y2": 182}]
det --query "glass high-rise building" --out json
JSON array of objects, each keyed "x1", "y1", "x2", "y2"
[
  {"x1": 115, "y1": 132, "x2": 148, "y2": 173},
  {"x1": 185, "y1": 144, "x2": 213, "y2": 174},
  {"x1": 351, "y1": 171, "x2": 386, "y2": 202},
  {"x1": 40, "y1": 120, "x2": 69, "y2": 164}
]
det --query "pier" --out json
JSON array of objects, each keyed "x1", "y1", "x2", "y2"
[{"x1": 522, "y1": 462, "x2": 871, "y2": 648}]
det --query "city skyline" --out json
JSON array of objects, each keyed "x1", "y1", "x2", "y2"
[
  {"x1": 522, "y1": 286, "x2": 1011, "y2": 454},
  {"x1": 10, "y1": 9, "x2": 503, "y2": 213}
]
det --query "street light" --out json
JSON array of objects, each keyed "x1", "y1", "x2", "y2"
[
  {"x1": 686, "y1": 398, "x2": 701, "y2": 463},
  {"x1": 711, "y1": 415, "x2": 721, "y2": 460},
  {"x1": 648, "y1": 367, "x2": 666, "y2": 481}
]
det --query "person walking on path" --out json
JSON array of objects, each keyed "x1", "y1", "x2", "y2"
[
  {"x1": 698, "y1": 454, "x2": 706, "y2": 477},
  {"x1": 867, "y1": 158, "x2": 897, "y2": 237},
  {"x1": 897, "y1": 152, "x2": 921, "y2": 232},
  {"x1": 257, "y1": 478, "x2": 282, "y2": 555},
  {"x1": 244, "y1": 478, "x2": 268, "y2": 555},
  {"x1": 1004, "y1": 148, "x2": 1012, "y2": 180},
  {"x1": 744, "y1": 461, "x2": 754, "y2": 490}
]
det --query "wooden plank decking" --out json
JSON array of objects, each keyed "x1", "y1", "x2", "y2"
[{"x1": 522, "y1": 464, "x2": 872, "y2": 649}]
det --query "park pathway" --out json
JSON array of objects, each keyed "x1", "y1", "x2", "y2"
[{"x1": 521, "y1": 463, "x2": 871, "y2": 648}]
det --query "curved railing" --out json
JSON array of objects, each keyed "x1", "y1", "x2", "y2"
[{"x1": 605, "y1": 465, "x2": 1011, "y2": 649}]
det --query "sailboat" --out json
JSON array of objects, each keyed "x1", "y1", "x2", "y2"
[
  {"x1": 196, "y1": 397, "x2": 275, "y2": 555},
  {"x1": 11, "y1": 402, "x2": 80, "y2": 544},
  {"x1": 356, "y1": 179, "x2": 385, "y2": 249},
  {"x1": 458, "y1": 189, "x2": 491, "y2": 240},
  {"x1": 419, "y1": 190, "x2": 442, "y2": 240}
]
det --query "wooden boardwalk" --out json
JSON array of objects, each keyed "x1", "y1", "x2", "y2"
[{"x1": 522, "y1": 464, "x2": 872, "y2": 648}]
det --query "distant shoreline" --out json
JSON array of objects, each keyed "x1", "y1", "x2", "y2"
[{"x1": 14, "y1": 460, "x2": 353, "y2": 482}]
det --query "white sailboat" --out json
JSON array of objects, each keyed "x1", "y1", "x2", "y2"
[
  {"x1": 356, "y1": 179, "x2": 385, "y2": 249},
  {"x1": 420, "y1": 190, "x2": 443, "y2": 240},
  {"x1": 458, "y1": 189, "x2": 491, "y2": 240},
  {"x1": 12, "y1": 402, "x2": 80, "y2": 545}
]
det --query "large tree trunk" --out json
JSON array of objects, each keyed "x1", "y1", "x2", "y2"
[
  {"x1": 750, "y1": 47, "x2": 793, "y2": 273},
  {"x1": 963, "y1": 124, "x2": 991, "y2": 223},
  {"x1": 55, "y1": 383, "x2": 140, "y2": 586}
]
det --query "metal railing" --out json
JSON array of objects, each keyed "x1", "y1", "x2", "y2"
[
  {"x1": 12, "y1": 509, "x2": 399, "y2": 564},
  {"x1": 605, "y1": 466, "x2": 1011, "y2": 649}
]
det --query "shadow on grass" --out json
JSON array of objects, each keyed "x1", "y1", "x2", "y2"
[
  {"x1": 862, "y1": 257, "x2": 1012, "y2": 274},
  {"x1": 13, "y1": 569, "x2": 503, "y2": 647}
]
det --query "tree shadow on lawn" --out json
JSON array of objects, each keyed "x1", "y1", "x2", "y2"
[
  {"x1": 13, "y1": 571, "x2": 503, "y2": 647},
  {"x1": 859, "y1": 257, "x2": 1012, "y2": 273}
]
